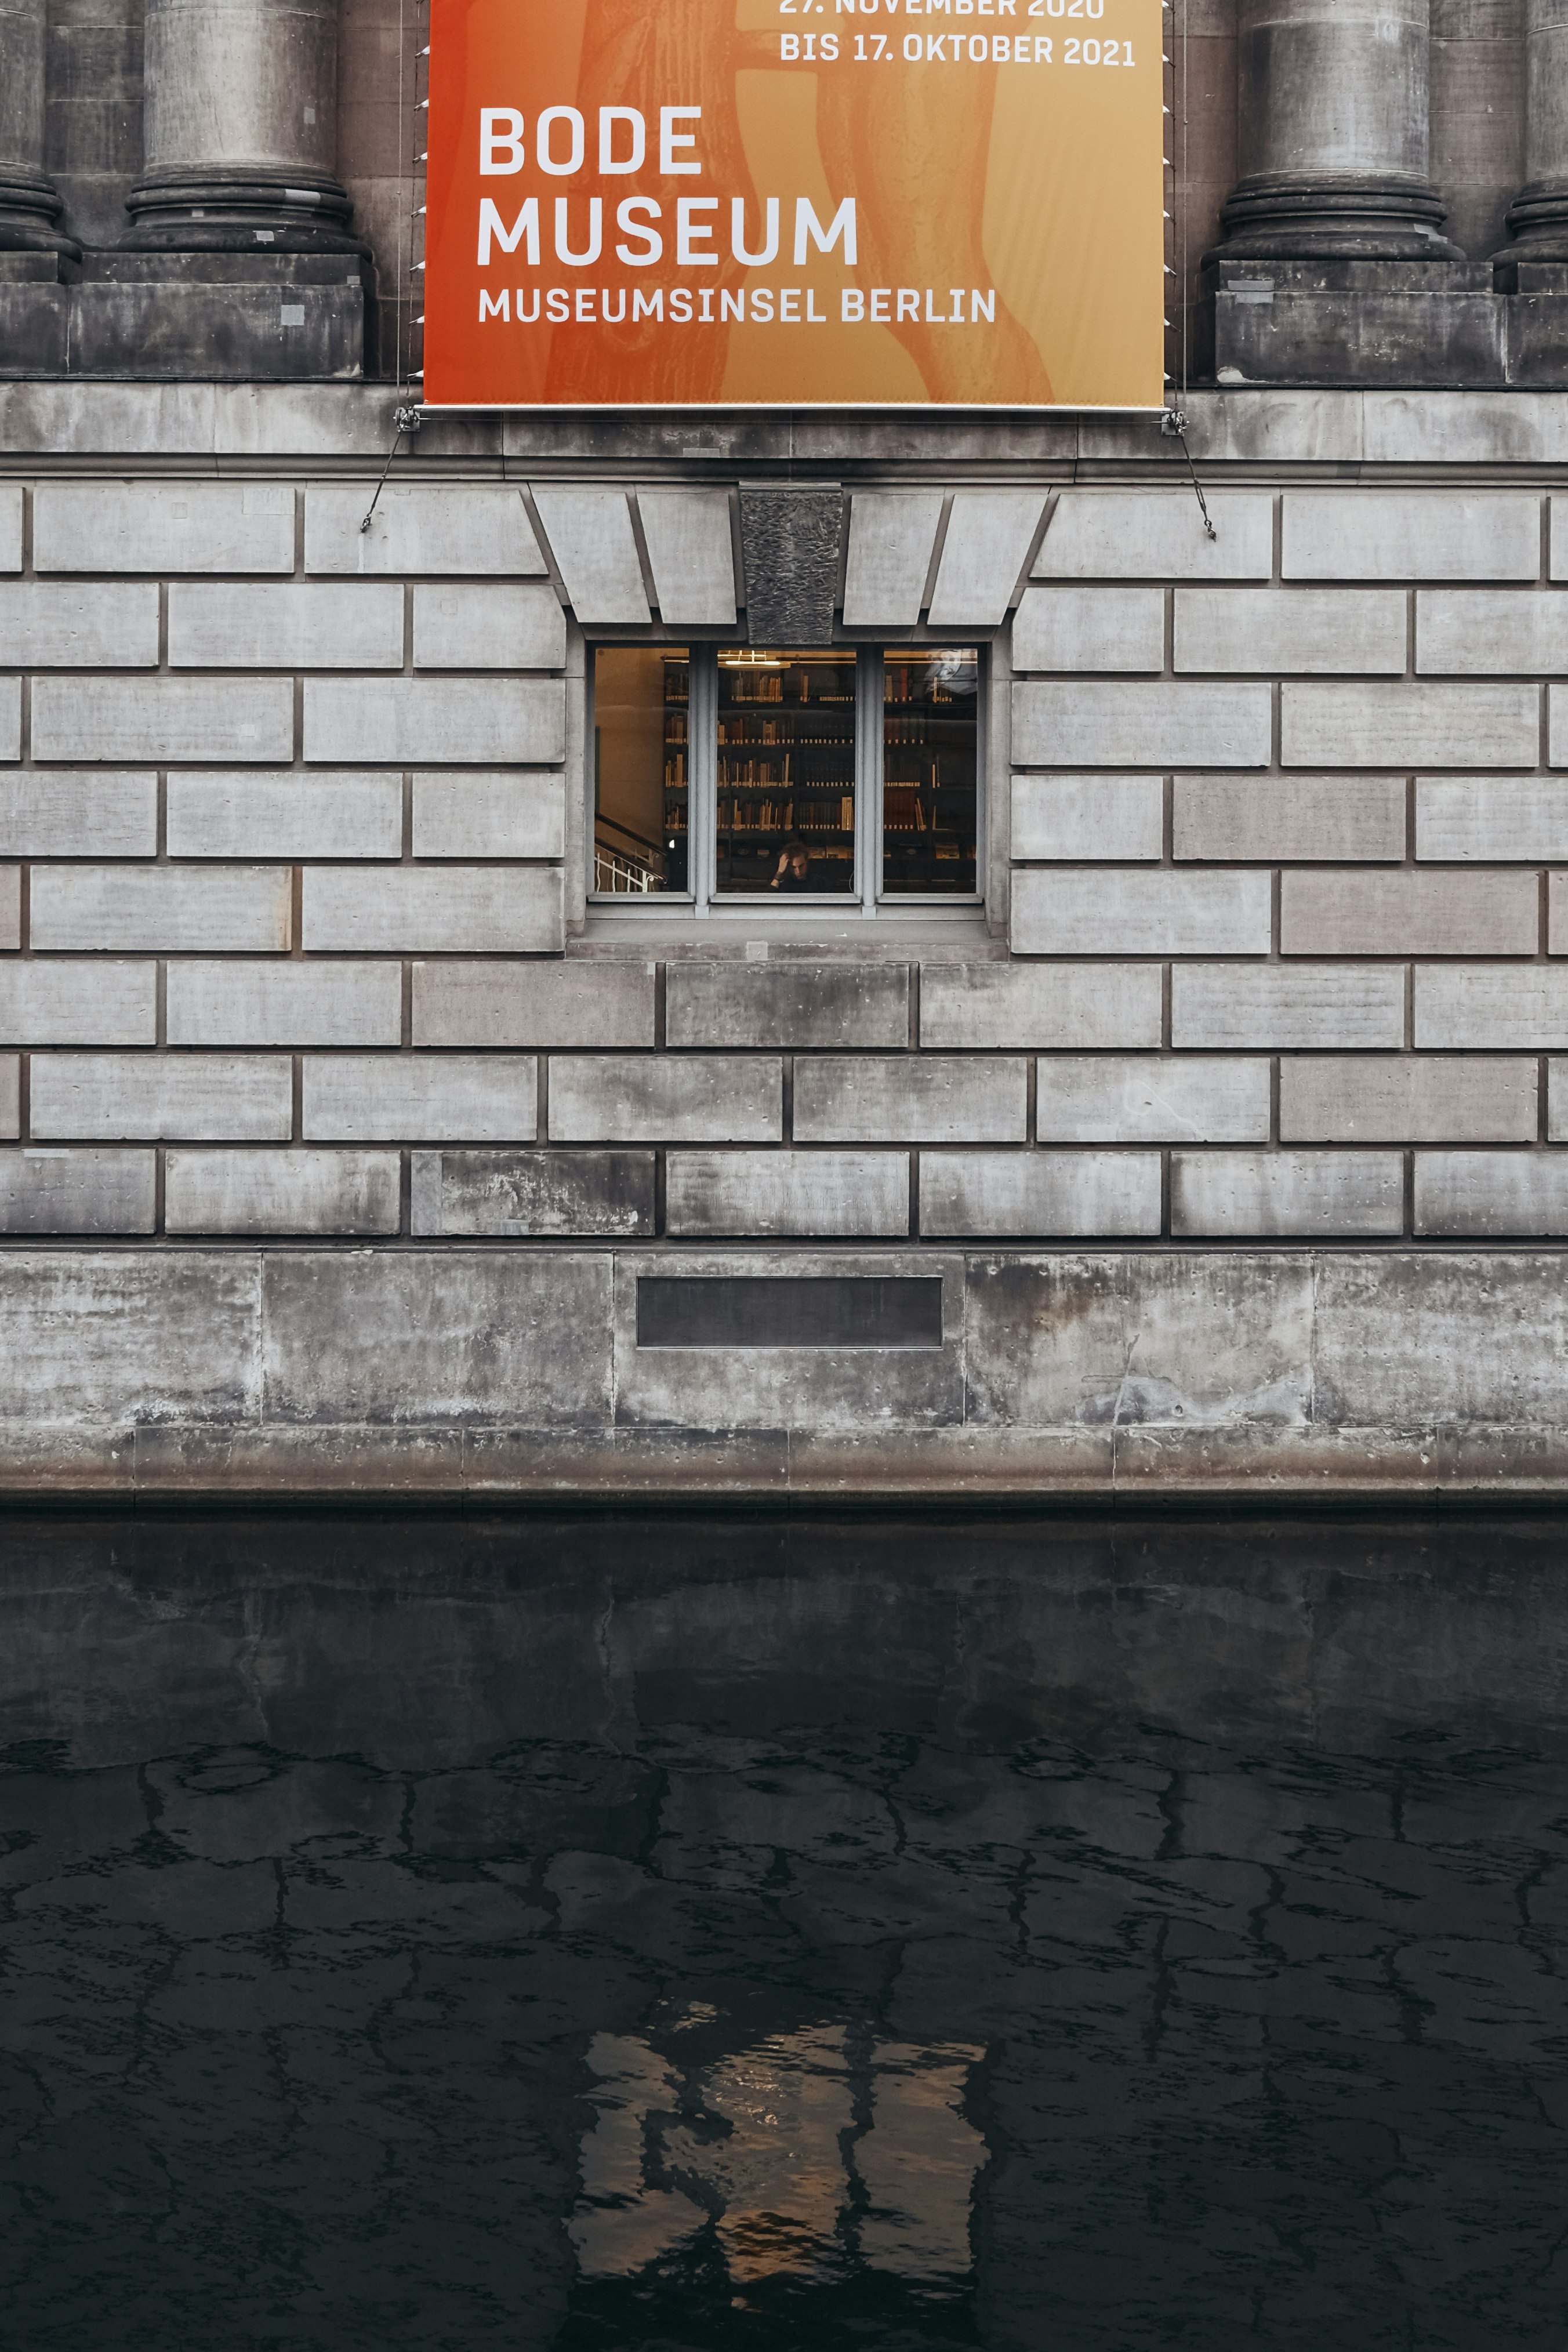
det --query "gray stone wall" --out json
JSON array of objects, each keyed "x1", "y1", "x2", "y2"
[{"x1": 2, "y1": 384, "x2": 1568, "y2": 1493}]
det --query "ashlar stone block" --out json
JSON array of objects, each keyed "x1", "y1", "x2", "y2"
[
  {"x1": 1173, "y1": 964, "x2": 1405, "y2": 1050},
  {"x1": 0, "y1": 1148, "x2": 155, "y2": 1235},
  {"x1": 1281, "y1": 870, "x2": 1537, "y2": 956},
  {"x1": 1033, "y1": 492, "x2": 1273, "y2": 581},
  {"x1": 1012, "y1": 775, "x2": 1163, "y2": 861},
  {"x1": 1012, "y1": 870, "x2": 1271, "y2": 957},
  {"x1": 0, "y1": 681, "x2": 17, "y2": 763},
  {"x1": 305, "y1": 485, "x2": 547, "y2": 576},
  {"x1": 1171, "y1": 1150, "x2": 1404, "y2": 1237},
  {"x1": 1282, "y1": 494, "x2": 1540, "y2": 582},
  {"x1": 530, "y1": 488, "x2": 648, "y2": 624},
  {"x1": 1175, "y1": 775, "x2": 1405, "y2": 862},
  {"x1": 1417, "y1": 778, "x2": 1568, "y2": 862},
  {"x1": 0, "y1": 583, "x2": 159, "y2": 667},
  {"x1": 0, "y1": 772, "x2": 156, "y2": 858},
  {"x1": 1011, "y1": 588, "x2": 1164, "y2": 674},
  {"x1": 302, "y1": 1056, "x2": 538, "y2": 1142},
  {"x1": 302, "y1": 867, "x2": 563, "y2": 953},
  {"x1": 411, "y1": 773, "x2": 565, "y2": 860},
  {"x1": 30, "y1": 1054, "x2": 293, "y2": 1139},
  {"x1": 31, "y1": 678, "x2": 295, "y2": 764},
  {"x1": 30, "y1": 866, "x2": 293, "y2": 953},
  {"x1": 1281, "y1": 684, "x2": 1539, "y2": 769},
  {"x1": 549, "y1": 1055, "x2": 782, "y2": 1142},
  {"x1": 1415, "y1": 1150, "x2": 1568, "y2": 1235},
  {"x1": 0, "y1": 866, "x2": 19, "y2": 949},
  {"x1": 0, "y1": 486, "x2": 20, "y2": 572},
  {"x1": 637, "y1": 490, "x2": 737, "y2": 627},
  {"x1": 166, "y1": 772, "x2": 402, "y2": 860},
  {"x1": 841, "y1": 492, "x2": 944, "y2": 627},
  {"x1": 167, "y1": 583, "x2": 405, "y2": 670},
  {"x1": 919, "y1": 1150, "x2": 1160, "y2": 1237},
  {"x1": 1014, "y1": 681, "x2": 1271, "y2": 768},
  {"x1": 165, "y1": 1149, "x2": 400, "y2": 1236},
  {"x1": 1417, "y1": 591, "x2": 1568, "y2": 676},
  {"x1": 304, "y1": 678, "x2": 564, "y2": 766},
  {"x1": 1416, "y1": 967, "x2": 1568, "y2": 1050},
  {"x1": 166, "y1": 962, "x2": 402, "y2": 1047},
  {"x1": 1280, "y1": 1055, "x2": 1537, "y2": 1142},
  {"x1": 412, "y1": 584, "x2": 567, "y2": 670},
  {"x1": 1174, "y1": 588, "x2": 1407, "y2": 674},
  {"x1": 927, "y1": 492, "x2": 1045, "y2": 626},
  {"x1": 665, "y1": 1150, "x2": 909, "y2": 1236},
  {"x1": 1036, "y1": 1056, "x2": 1270, "y2": 1144},
  {"x1": 665, "y1": 963, "x2": 909, "y2": 1050},
  {"x1": 0, "y1": 961, "x2": 155, "y2": 1045},
  {"x1": 32, "y1": 482, "x2": 295, "y2": 574},
  {"x1": 919, "y1": 961, "x2": 1163, "y2": 1050},
  {"x1": 793, "y1": 1057, "x2": 1026, "y2": 1144},
  {"x1": 413, "y1": 959, "x2": 655, "y2": 1048},
  {"x1": 411, "y1": 1149, "x2": 655, "y2": 1237}
]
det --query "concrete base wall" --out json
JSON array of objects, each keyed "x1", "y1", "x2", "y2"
[{"x1": 6, "y1": 1243, "x2": 1568, "y2": 1502}]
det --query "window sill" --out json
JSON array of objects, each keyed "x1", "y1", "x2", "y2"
[{"x1": 576, "y1": 902, "x2": 998, "y2": 952}]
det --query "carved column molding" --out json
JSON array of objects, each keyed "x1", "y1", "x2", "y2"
[
  {"x1": 124, "y1": 0, "x2": 364, "y2": 251},
  {"x1": 0, "y1": 0, "x2": 79, "y2": 255},
  {"x1": 1215, "y1": 0, "x2": 1459, "y2": 260},
  {"x1": 1504, "y1": 0, "x2": 1568, "y2": 260}
]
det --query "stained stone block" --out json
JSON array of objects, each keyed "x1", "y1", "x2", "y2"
[
  {"x1": 919, "y1": 1150, "x2": 1160, "y2": 1238},
  {"x1": 165, "y1": 1150, "x2": 400, "y2": 1236},
  {"x1": 0, "y1": 1148, "x2": 155, "y2": 1235},
  {"x1": 410, "y1": 1149, "x2": 655, "y2": 1237},
  {"x1": 665, "y1": 1150, "x2": 909, "y2": 1237},
  {"x1": 665, "y1": 963, "x2": 909, "y2": 1050},
  {"x1": 739, "y1": 484, "x2": 841, "y2": 644}
]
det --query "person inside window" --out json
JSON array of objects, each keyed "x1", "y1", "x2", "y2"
[{"x1": 770, "y1": 836, "x2": 812, "y2": 891}]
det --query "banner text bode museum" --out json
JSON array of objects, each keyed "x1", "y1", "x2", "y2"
[{"x1": 424, "y1": 0, "x2": 1164, "y2": 408}]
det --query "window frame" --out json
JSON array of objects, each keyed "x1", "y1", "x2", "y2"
[{"x1": 586, "y1": 638, "x2": 987, "y2": 920}]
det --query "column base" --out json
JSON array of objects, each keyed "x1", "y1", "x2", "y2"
[
  {"x1": 122, "y1": 166, "x2": 368, "y2": 257},
  {"x1": 1201, "y1": 255, "x2": 1568, "y2": 389},
  {"x1": 0, "y1": 250, "x2": 372, "y2": 380},
  {"x1": 1212, "y1": 173, "x2": 1462, "y2": 263},
  {"x1": 0, "y1": 166, "x2": 82, "y2": 262},
  {"x1": 1495, "y1": 181, "x2": 1568, "y2": 272}
]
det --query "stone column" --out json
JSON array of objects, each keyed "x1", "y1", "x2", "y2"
[
  {"x1": 1502, "y1": 0, "x2": 1568, "y2": 259},
  {"x1": 0, "y1": 0, "x2": 79, "y2": 255},
  {"x1": 1215, "y1": 0, "x2": 1459, "y2": 260},
  {"x1": 124, "y1": 0, "x2": 364, "y2": 251}
]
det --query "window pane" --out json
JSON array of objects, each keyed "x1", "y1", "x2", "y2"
[
  {"x1": 715, "y1": 648, "x2": 856, "y2": 896},
  {"x1": 882, "y1": 651, "x2": 979, "y2": 895},
  {"x1": 593, "y1": 646, "x2": 688, "y2": 893}
]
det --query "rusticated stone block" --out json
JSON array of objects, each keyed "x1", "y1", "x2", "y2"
[
  {"x1": 165, "y1": 1150, "x2": 400, "y2": 1236},
  {"x1": 666, "y1": 1150, "x2": 909, "y2": 1236},
  {"x1": 166, "y1": 772, "x2": 402, "y2": 861},
  {"x1": 301, "y1": 868, "x2": 562, "y2": 953},
  {"x1": 1011, "y1": 775, "x2": 1163, "y2": 861},
  {"x1": 412, "y1": 584, "x2": 566, "y2": 670},
  {"x1": 1280, "y1": 1055, "x2": 1537, "y2": 1142},
  {"x1": 0, "y1": 772, "x2": 156, "y2": 859},
  {"x1": 411, "y1": 774, "x2": 565, "y2": 860},
  {"x1": 666, "y1": 963, "x2": 909, "y2": 1050},
  {"x1": 1282, "y1": 493, "x2": 1540, "y2": 582},
  {"x1": 1174, "y1": 776, "x2": 1405, "y2": 862},
  {"x1": 1171, "y1": 1150, "x2": 1404, "y2": 1237},
  {"x1": 920, "y1": 1150, "x2": 1160, "y2": 1237},
  {"x1": 920, "y1": 962, "x2": 1162, "y2": 1050},
  {"x1": 793, "y1": 1057, "x2": 1026, "y2": 1144},
  {"x1": 0, "y1": 962, "x2": 155, "y2": 1045},
  {"x1": 1014, "y1": 681, "x2": 1271, "y2": 768},
  {"x1": 1174, "y1": 588, "x2": 1406, "y2": 674},
  {"x1": 0, "y1": 1148, "x2": 155, "y2": 1235},
  {"x1": 167, "y1": 583, "x2": 404, "y2": 670},
  {"x1": 30, "y1": 866, "x2": 293, "y2": 953},
  {"x1": 1033, "y1": 492, "x2": 1273, "y2": 581},
  {"x1": 410, "y1": 1150, "x2": 655, "y2": 1237},
  {"x1": 413, "y1": 960, "x2": 655, "y2": 1048},
  {"x1": 0, "y1": 1249, "x2": 262, "y2": 1422},
  {"x1": 31, "y1": 678, "x2": 294, "y2": 765},
  {"x1": 30, "y1": 1054, "x2": 292, "y2": 1141},
  {"x1": 305, "y1": 485, "x2": 547, "y2": 576},
  {"x1": 166, "y1": 963, "x2": 401, "y2": 1047},
  {"x1": 303, "y1": 678, "x2": 564, "y2": 766},
  {"x1": 0, "y1": 583, "x2": 158, "y2": 667},
  {"x1": 1414, "y1": 1151, "x2": 1568, "y2": 1236},
  {"x1": 1173, "y1": 964, "x2": 1405, "y2": 1050},
  {"x1": 550, "y1": 1055, "x2": 781, "y2": 1142},
  {"x1": 1036, "y1": 1057, "x2": 1269, "y2": 1144},
  {"x1": 32, "y1": 481, "x2": 295, "y2": 574},
  {"x1": 1012, "y1": 587, "x2": 1164, "y2": 674},
  {"x1": 303, "y1": 1056, "x2": 538, "y2": 1142},
  {"x1": 262, "y1": 1251, "x2": 613, "y2": 1425},
  {"x1": 1014, "y1": 870, "x2": 1271, "y2": 956},
  {"x1": 1282, "y1": 870, "x2": 1537, "y2": 956}
]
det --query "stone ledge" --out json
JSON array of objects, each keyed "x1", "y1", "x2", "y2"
[
  {"x1": 9, "y1": 382, "x2": 1568, "y2": 469},
  {"x1": 0, "y1": 1244, "x2": 1562, "y2": 1498}
]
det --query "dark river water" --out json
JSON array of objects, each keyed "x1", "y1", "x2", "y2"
[{"x1": 2, "y1": 1512, "x2": 1566, "y2": 2350}]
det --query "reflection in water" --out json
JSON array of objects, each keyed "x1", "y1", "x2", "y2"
[{"x1": 1, "y1": 1512, "x2": 1566, "y2": 2349}]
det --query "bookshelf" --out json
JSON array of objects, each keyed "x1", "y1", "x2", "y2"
[
  {"x1": 714, "y1": 649, "x2": 856, "y2": 894},
  {"x1": 881, "y1": 653, "x2": 979, "y2": 894}
]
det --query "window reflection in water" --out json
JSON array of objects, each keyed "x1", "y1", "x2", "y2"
[{"x1": 571, "y1": 2020, "x2": 984, "y2": 2292}]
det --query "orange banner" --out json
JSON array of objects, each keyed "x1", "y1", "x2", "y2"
[{"x1": 424, "y1": 0, "x2": 1165, "y2": 409}]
